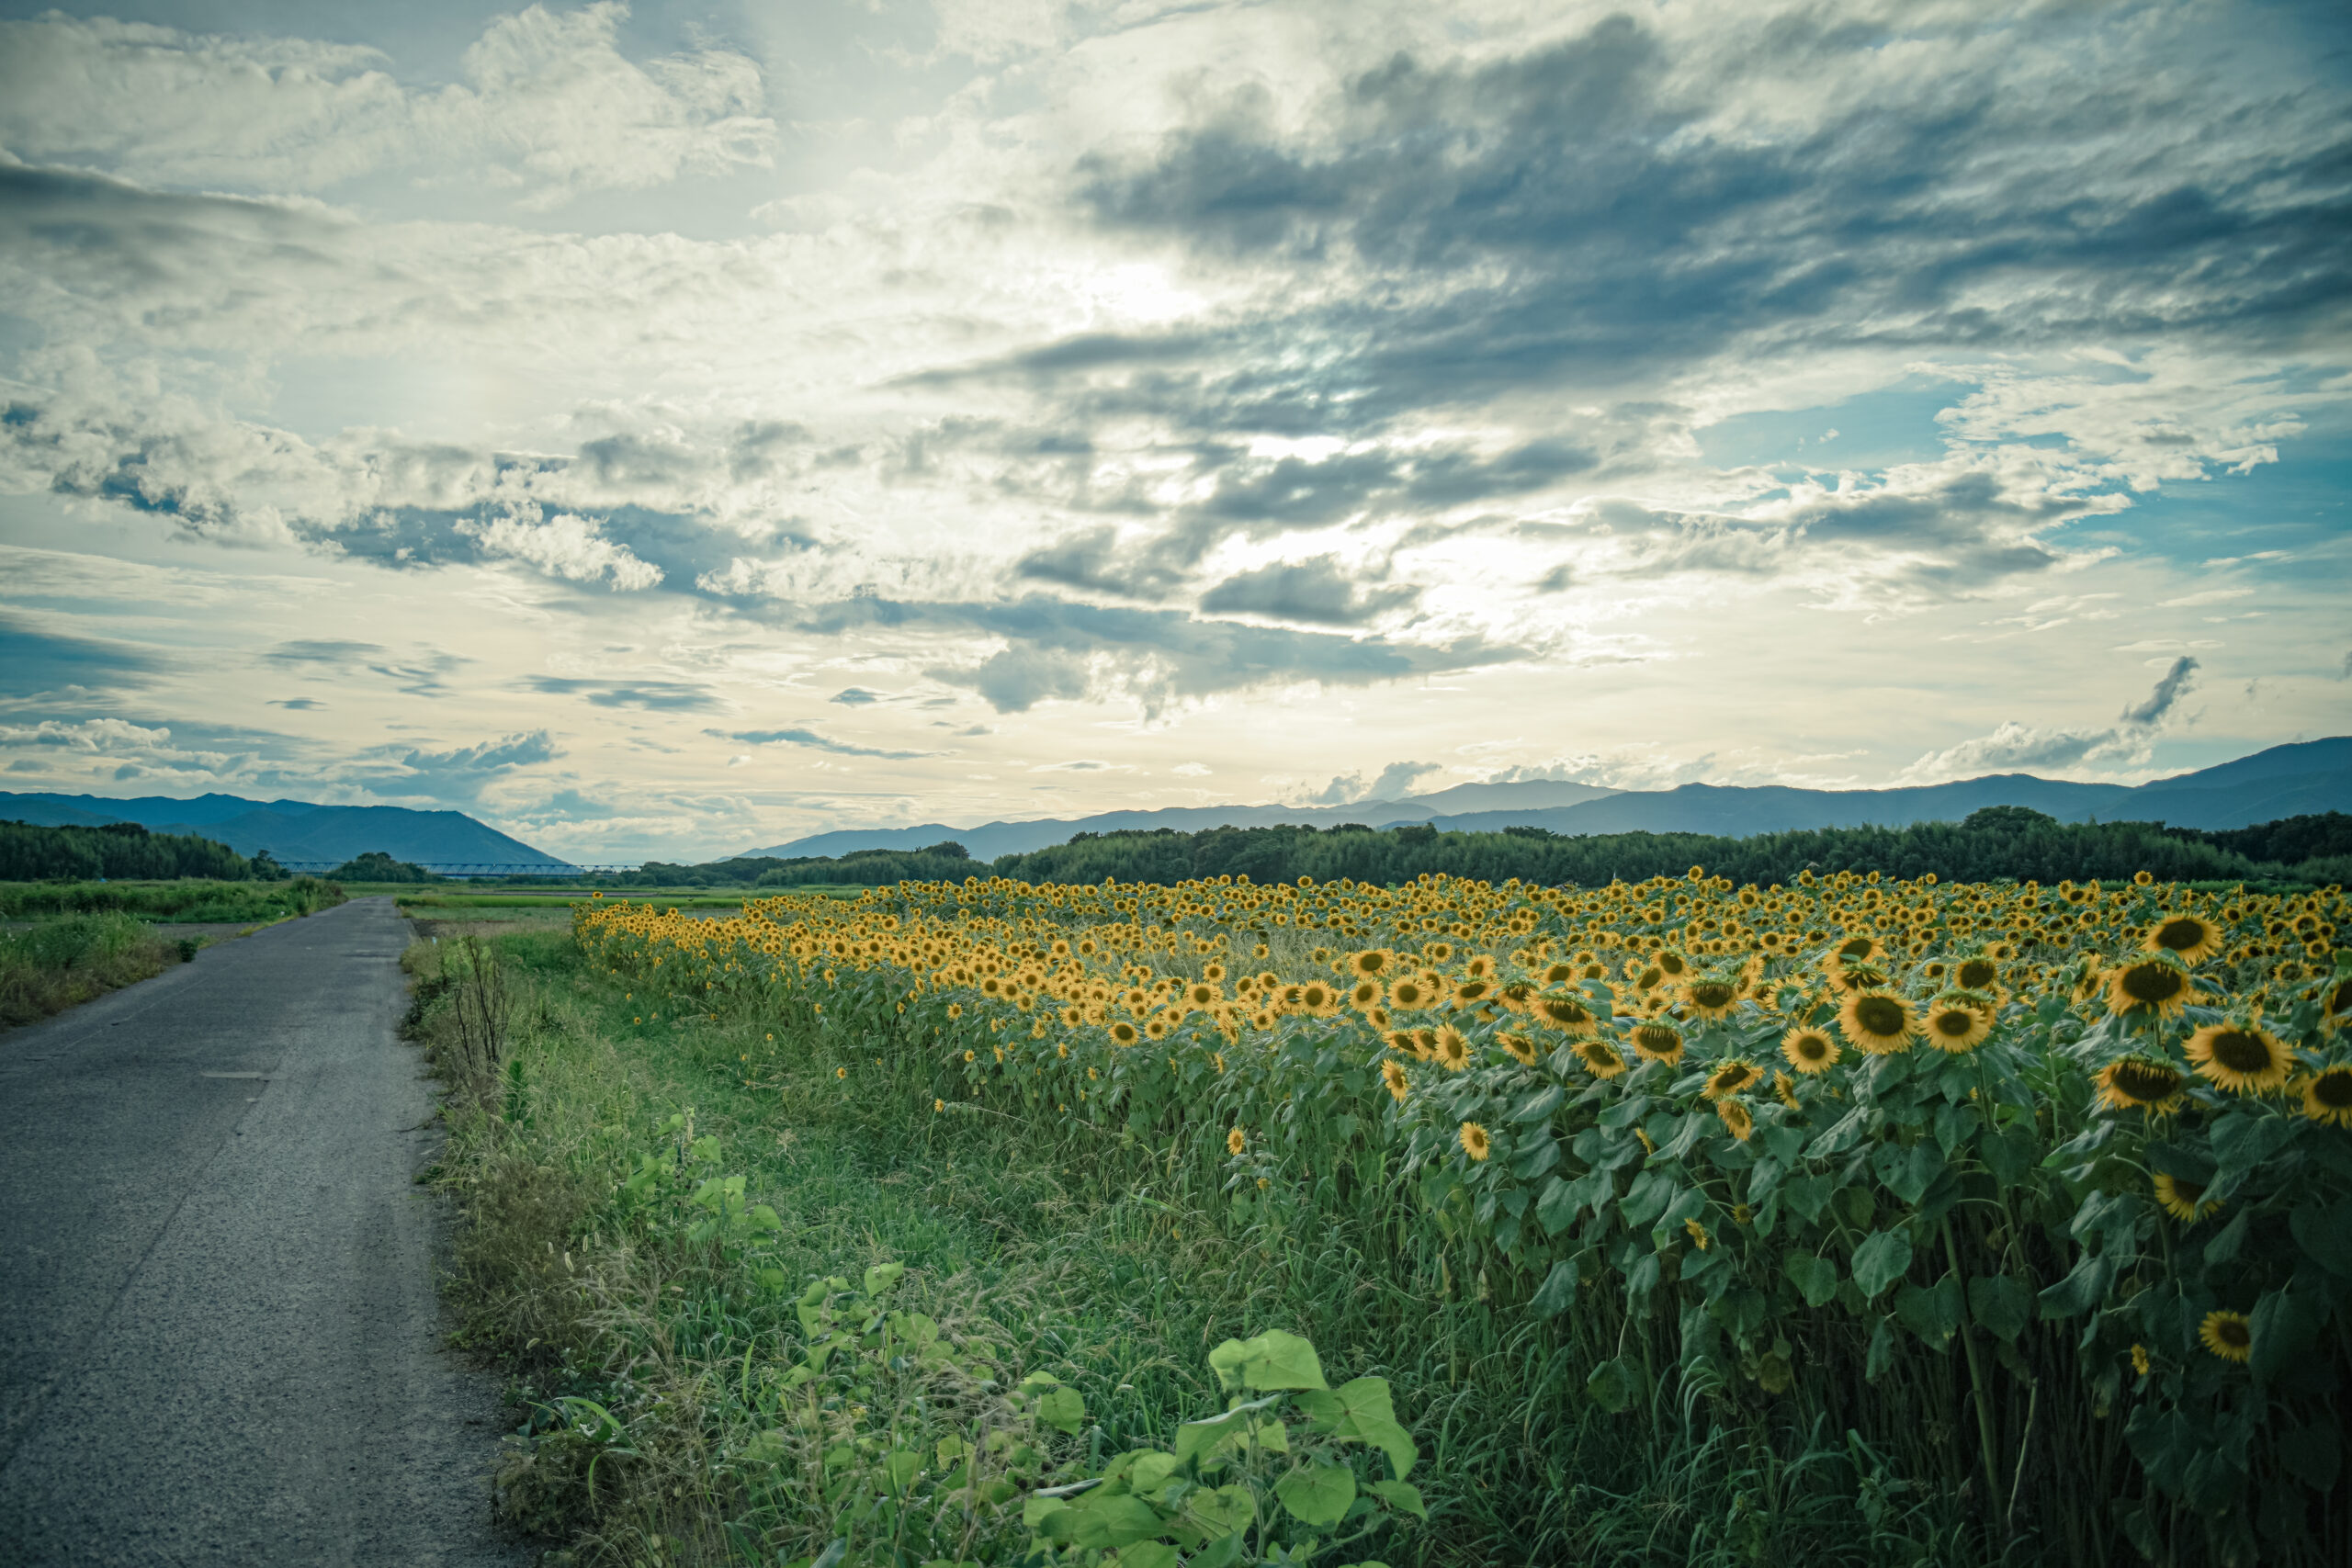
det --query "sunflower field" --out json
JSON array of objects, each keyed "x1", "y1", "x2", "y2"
[{"x1": 577, "y1": 866, "x2": 2352, "y2": 1566}]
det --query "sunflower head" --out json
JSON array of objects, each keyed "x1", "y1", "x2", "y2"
[
  {"x1": 1534, "y1": 992, "x2": 1599, "y2": 1034},
  {"x1": 1388, "y1": 976, "x2": 1431, "y2": 1010},
  {"x1": 1451, "y1": 977, "x2": 1495, "y2": 1009},
  {"x1": 2095, "y1": 1055, "x2": 2187, "y2": 1115},
  {"x1": 1109, "y1": 1020, "x2": 1139, "y2": 1046},
  {"x1": 1435, "y1": 1026, "x2": 1473, "y2": 1070},
  {"x1": 2152, "y1": 1170, "x2": 2223, "y2": 1222},
  {"x1": 1350, "y1": 948, "x2": 1392, "y2": 977},
  {"x1": 1838, "y1": 990, "x2": 1917, "y2": 1055},
  {"x1": 1459, "y1": 1122, "x2": 1492, "y2": 1161},
  {"x1": 1631, "y1": 1020, "x2": 1686, "y2": 1064},
  {"x1": 2145, "y1": 912, "x2": 2222, "y2": 964},
  {"x1": 1657, "y1": 952, "x2": 1691, "y2": 980},
  {"x1": 1227, "y1": 1126, "x2": 1247, "y2": 1156},
  {"x1": 1351, "y1": 978, "x2": 1383, "y2": 1010},
  {"x1": 1499, "y1": 1032, "x2": 1539, "y2": 1066},
  {"x1": 2199, "y1": 1309, "x2": 2253, "y2": 1363},
  {"x1": 2106, "y1": 955, "x2": 2198, "y2": 1020},
  {"x1": 1682, "y1": 976, "x2": 1744, "y2": 1021},
  {"x1": 1574, "y1": 1038, "x2": 1629, "y2": 1078},
  {"x1": 1922, "y1": 991, "x2": 1995, "y2": 1054},
  {"x1": 2186, "y1": 1021, "x2": 2291, "y2": 1095},
  {"x1": 1781, "y1": 1025, "x2": 1840, "y2": 1074},
  {"x1": 2299, "y1": 1064, "x2": 2352, "y2": 1128},
  {"x1": 1716, "y1": 1100, "x2": 1755, "y2": 1142},
  {"x1": 1954, "y1": 954, "x2": 2002, "y2": 993},
  {"x1": 1703, "y1": 1057, "x2": 1763, "y2": 1100},
  {"x1": 1381, "y1": 1058, "x2": 1410, "y2": 1102}
]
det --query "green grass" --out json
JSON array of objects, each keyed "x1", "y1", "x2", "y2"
[
  {"x1": 0, "y1": 909, "x2": 187, "y2": 1027},
  {"x1": 0, "y1": 876, "x2": 345, "y2": 923},
  {"x1": 423, "y1": 928, "x2": 1997, "y2": 1568}
]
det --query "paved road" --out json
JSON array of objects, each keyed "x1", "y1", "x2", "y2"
[{"x1": 0, "y1": 898, "x2": 523, "y2": 1566}]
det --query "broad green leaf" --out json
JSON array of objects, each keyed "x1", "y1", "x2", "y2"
[
  {"x1": 1586, "y1": 1355, "x2": 1635, "y2": 1413},
  {"x1": 1783, "y1": 1250, "x2": 1839, "y2": 1308},
  {"x1": 2249, "y1": 1286, "x2": 2326, "y2": 1384},
  {"x1": 1966, "y1": 1274, "x2": 2032, "y2": 1342},
  {"x1": 1532, "y1": 1258, "x2": 1579, "y2": 1318},
  {"x1": 1894, "y1": 1275, "x2": 1962, "y2": 1347},
  {"x1": 1185, "y1": 1483, "x2": 1254, "y2": 1538},
  {"x1": 2211, "y1": 1112, "x2": 2297, "y2": 1178},
  {"x1": 1045, "y1": 1494, "x2": 1164, "y2": 1549},
  {"x1": 1207, "y1": 1329, "x2": 1329, "y2": 1393},
  {"x1": 863, "y1": 1261, "x2": 906, "y2": 1297},
  {"x1": 1023, "y1": 1496, "x2": 1069, "y2": 1529},
  {"x1": 1511, "y1": 1084, "x2": 1565, "y2": 1122},
  {"x1": 1035, "y1": 1385, "x2": 1085, "y2": 1435},
  {"x1": 2290, "y1": 1200, "x2": 2352, "y2": 1276},
  {"x1": 1120, "y1": 1546, "x2": 1181, "y2": 1568},
  {"x1": 1274, "y1": 1461, "x2": 1356, "y2": 1527},
  {"x1": 1294, "y1": 1376, "x2": 1416, "y2": 1478},
  {"x1": 1620, "y1": 1169, "x2": 1676, "y2": 1228},
  {"x1": 1865, "y1": 1315, "x2": 1896, "y2": 1382},
  {"x1": 2037, "y1": 1252, "x2": 2114, "y2": 1320},
  {"x1": 1174, "y1": 1398, "x2": 1277, "y2": 1467},
  {"x1": 1369, "y1": 1478, "x2": 1428, "y2": 1519},
  {"x1": 1128, "y1": 1451, "x2": 1178, "y2": 1495},
  {"x1": 1807, "y1": 1105, "x2": 1869, "y2": 1159},
  {"x1": 1535, "y1": 1175, "x2": 1580, "y2": 1236},
  {"x1": 1850, "y1": 1230, "x2": 1913, "y2": 1300}
]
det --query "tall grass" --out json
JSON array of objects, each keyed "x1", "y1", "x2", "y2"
[
  {"x1": 0, "y1": 910, "x2": 181, "y2": 1026},
  {"x1": 0, "y1": 875, "x2": 345, "y2": 923},
  {"x1": 422, "y1": 929, "x2": 1996, "y2": 1567}
]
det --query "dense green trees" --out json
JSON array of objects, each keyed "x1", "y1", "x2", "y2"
[
  {"x1": 327, "y1": 851, "x2": 441, "y2": 884},
  {"x1": 0, "y1": 819, "x2": 253, "y2": 882}
]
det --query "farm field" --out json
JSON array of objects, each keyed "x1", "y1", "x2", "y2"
[{"x1": 426, "y1": 867, "x2": 2351, "y2": 1568}]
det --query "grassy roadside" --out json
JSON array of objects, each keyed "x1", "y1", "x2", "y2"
[
  {"x1": 0, "y1": 910, "x2": 187, "y2": 1027},
  {"x1": 416, "y1": 927, "x2": 1981, "y2": 1568}
]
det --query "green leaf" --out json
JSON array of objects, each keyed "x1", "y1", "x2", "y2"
[
  {"x1": 1120, "y1": 1546, "x2": 1181, "y2": 1568},
  {"x1": 2203, "y1": 1208, "x2": 2250, "y2": 1266},
  {"x1": 1511, "y1": 1084, "x2": 1565, "y2": 1122},
  {"x1": 1865, "y1": 1315, "x2": 1896, "y2": 1382},
  {"x1": 1850, "y1": 1230, "x2": 1914, "y2": 1300},
  {"x1": 1535, "y1": 1175, "x2": 1582, "y2": 1236},
  {"x1": 2290, "y1": 1200, "x2": 2352, "y2": 1276},
  {"x1": 2037, "y1": 1252, "x2": 2114, "y2": 1320},
  {"x1": 1894, "y1": 1274, "x2": 1962, "y2": 1347},
  {"x1": 1295, "y1": 1376, "x2": 1416, "y2": 1478},
  {"x1": 1784, "y1": 1250, "x2": 1839, "y2": 1308},
  {"x1": 1532, "y1": 1258, "x2": 1579, "y2": 1318},
  {"x1": 1035, "y1": 1385, "x2": 1085, "y2": 1435},
  {"x1": 2211, "y1": 1111, "x2": 2297, "y2": 1178},
  {"x1": 1979, "y1": 1123, "x2": 2038, "y2": 1187},
  {"x1": 1781, "y1": 1172, "x2": 1834, "y2": 1224},
  {"x1": 1620, "y1": 1169, "x2": 1677, "y2": 1228},
  {"x1": 1174, "y1": 1399, "x2": 1278, "y2": 1467},
  {"x1": 1185, "y1": 1483, "x2": 1254, "y2": 1538},
  {"x1": 1586, "y1": 1355, "x2": 1635, "y2": 1413},
  {"x1": 1967, "y1": 1274, "x2": 2032, "y2": 1343},
  {"x1": 1807, "y1": 1105, "x2": 1869, "y2": 1159},
  {"x1": 1045, "y1": 1494, "x2": 1165, "y2": 1549},
  {"x1": 1206, "y1": 1329, "x2": 1329, "y2": 1393},
  {"x1": 862, "y1": 1260, "x2": 906, "y2": 1297},
  {"x1": 2249, "y1": 1286, "x2": 2326, "y2": 1385},
  {"x1": 1369, "y1": 1478, "x2": 1428, "y2": 1519},
  {"x1": 1275, "y1": 1461, "x2": 1357, "y2": 1528}
]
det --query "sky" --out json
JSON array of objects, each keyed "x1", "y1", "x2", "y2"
[{"x1": 0, "y1": 0, "x2": 2347, "y2": 863}]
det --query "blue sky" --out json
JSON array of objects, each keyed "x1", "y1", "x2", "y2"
[{"x1": 0, "y1": 0, "x2": 2346, "y2": 860}]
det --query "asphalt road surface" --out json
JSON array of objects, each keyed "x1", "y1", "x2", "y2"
[{"x1": 0, "y1": 897, "x2": 524, "y2": 1566}]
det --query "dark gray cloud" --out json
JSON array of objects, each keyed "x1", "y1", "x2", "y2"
[
  {"x1": 264, "y1": 639, "x2": 383, "y2": 666},
  {"x1": 267, "y1": 697, "x2": 324, "y2": 709},
  {"x1": 715, "y1": 728, "x2": 942, "y2": 759},
  {"x1": 808, "y1": 592, "x2": 1524, "y2": 714},
  {"x1": 829, "y1": 688, "x2": 884, "y2": 705},
  {"x1": 0, "y1": 614, "x2": 168, "y2": 697},
  {"x1": 2121, "y1": 657, "x2": 2199, "y2": 726},
  {"x1": 521, "y1": 676, "x2": 720, "y2": 711},
  {"x1": 1198, "y1": 556, "x2": 1417, "y2": 626},
  {"x1": 379, "y1": 730, "x2": 561, "y2": 801}
]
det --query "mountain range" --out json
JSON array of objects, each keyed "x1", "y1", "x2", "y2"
[
  {"x1": 743, "y1": 737, "x2": 2352, "y2": 863},
  {"x1": 0, "y1": 792, "x2": 571, "y2": 870}
]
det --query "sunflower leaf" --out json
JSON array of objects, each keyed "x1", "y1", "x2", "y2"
[
  {"x1": 2037, "y1": 1251, "x2": 2114, "y2": 1320},
  {"x1": 1966, "y1": 1274, "x2": 2032, "y2": 1342},
  {"x1": 1532, "y1": 1258, "x2": 1579, "y2": 1317},
  {"x1": 2211, "y1": 1112, "x2": 2297, "y2": 1179},
  {"x1": 1586, "y1": 1355, "x2": 1635, "y2": 1413},
  {"x1": 2290, "y1": 1200, "x2": 2352, "y2": 1276},
  {"x1": 1274, "y1": 1461, "x2": 1355, "y2": 1528},
  {"x1": 1784, "y1": 1250, "x2": 1839, "y2": 1307},
  {"x1": 1851, "y1": 1230, "x2": 1914, "y2": 1300}
]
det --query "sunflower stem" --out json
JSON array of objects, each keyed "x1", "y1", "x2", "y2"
[{"x1": 1943, "y1": 1217, "x2": 2005, "y2": 1541}]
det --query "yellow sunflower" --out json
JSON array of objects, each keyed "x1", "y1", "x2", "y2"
[
  {"x1": 2185, "y1": 1021, "x2": 2291, "y2": 1095},
  {"x1": 1499, "y1": 1032, "x2": 1539, "y2": 1066},
  {"x1": 2106, "y1": 956, "x2": 2198, "y2": 1020},
  {"x1": 1109, "y1": 1020, "x2": 1139, "y2": 1046},
  {"x1": 1681, "y1": 976, "x2": 1744, "y2": 1021},
  {"x1": 2198, "y1": 1309, "x2": 2252, "y2": 1363},
  {"x1": 1533, "y1": 991, "x2": 1601, "y2": 1035},
  {"x1": 1702, "y1": 1057, "x2": 1763, "y2": 1100},
  {"x1": 1921, "y1": 991, "x2": 1994, "y2": 1054},
  {"x1": 1631, "y1": 1020, "x2": 1686, "y2": 1065},
  {"x1": 1781, "y1": 1025, "x2": 1840, "y2": 1075},
  {"x1": 1381, "y1": 1058, "x2": 1410, "y2": 1102},
  {"x1": 2298, "y1": 1064, "x2": 2352, "y2": 1128},
  {"x1": 1227, "y1": 1126, "x2": 1247, "y2": 1156},
  {"x1": 1349, "y1": 948, "x2": 1393, "y2": 977},
  {"x1": 2152, "y1": 1170, "x2": 2223, "y2": 1223},
  {"x1": 1716, "y1": 1100, "x2": 1755, "y2": 1142},
  {"x1": 2095, "y1": 1056, "x2": 2186, "y2": 1115},
  {"x1": 1838, "y1": 990, "x2": 1917, "y2": 1055},
  {"x1": 2144, "y1": 912, "x2": 2222, "y2": 964},
  {"x1": 1459, "y1": 1122, "x2": 1492, "y2": 1162},
  {"x1": 1388, "y1": 976, "x2": 1432, "y2": 1010},
  {"x1": 1573, "y1": 1038, "x2": 1629, "y2": 1078},
  {"x1": 1953, "y1": 953, "x2": 2002, "y2": 994},
  {"x1": 1350, "y1": 978, "x2": 1384, "y2": 1010},
  {"x1": 1434, "y1": 1026, "x2": 1474, "y2": 1070}
]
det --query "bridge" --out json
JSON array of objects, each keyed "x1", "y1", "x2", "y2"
[{"x1": 275, "y1": 863, "x2": 642, "y2": 877}]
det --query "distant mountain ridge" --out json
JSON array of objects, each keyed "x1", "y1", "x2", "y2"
[
  {"x1": 0, "y1": 792, "x2": 571, "y2": 869},
  {"x1": 742, "y1": 738, "x2": 2352, "y2": 863}
]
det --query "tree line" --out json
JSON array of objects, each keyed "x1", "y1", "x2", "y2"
[
  {"x1": 596, "y1": 808, "x2": 2348, "y2": 892},
  {"x1": 0, "y1": 819, "x2": 272, "y2": 883}
]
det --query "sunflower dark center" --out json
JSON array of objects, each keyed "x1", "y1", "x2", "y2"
[
  {"x1": 1854, "y1": 997, "x2": 1906, "y2": 1036},
  {"x1": 1690, "y1": 984, "x2": 1736, "y2": 1007},
  {"x1": 1839, "y1": 938, "x2": 1873, "y2": 959},
  {"x1": 1933, "y1": 1010, "x2": 1975, "y2": 1036},
  {"x1": 2216, "y1": 1319, "x2": 2251, "y2": 1348},
  {"x1": 1795, "y1": 1035, "x2": 1829, "y2": 1059},
  {"x1": 2314, "y1": 1070, "x2": 2352, "y2": 1110},
  {"x1": 2121, "y1": 964, "x2": 2185, "y2": 1003},
  {"x1": 2170, "y1": 1175, "x2": 2206, "y2": 1201},
  {"x1": 2113, "y1": 1061, "x2": 2181, "y2": 1102},
  {"x1": 2155, "y1": 919, "x2": 2206, "y2": 952},
  {"x1": 2211, "y1": 1031, "x2": 2273, "y2": 1073}
]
